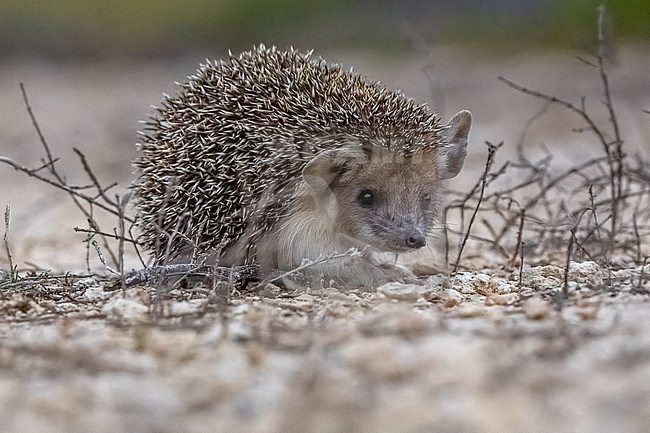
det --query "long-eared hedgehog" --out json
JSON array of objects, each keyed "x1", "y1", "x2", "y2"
[{"x1": 134, "y1": 44, "x2": 471, "y2": 287}]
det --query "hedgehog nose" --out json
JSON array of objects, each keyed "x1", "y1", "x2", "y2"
[{"x1": 406, "y1": 229, "x2": 426, "y2": 249}]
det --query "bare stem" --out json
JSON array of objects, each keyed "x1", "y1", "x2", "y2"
[
  {"x1": 452, "y1": 141, "x2": 501, "y2": 273},
  {"x1": 3, "y1": 206, "x2": 16, "y2": 280}
]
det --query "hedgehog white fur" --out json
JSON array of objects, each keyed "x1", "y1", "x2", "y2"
[{"x1": 134, "y1": 44, "x2": 471, "y2": 287}]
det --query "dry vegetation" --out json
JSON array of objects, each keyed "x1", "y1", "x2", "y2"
[{"x1": 1, "y1": 10, "x2": 649, "y2": 433}]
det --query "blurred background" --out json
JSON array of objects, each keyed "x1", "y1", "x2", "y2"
[
  {"x1": 1, "y1": 0, "x2": 649, "y2": 59},
  {"x1": 1, "y1": 0, "x2": 649, "y2": 270}
]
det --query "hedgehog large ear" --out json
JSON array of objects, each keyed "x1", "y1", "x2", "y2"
[
  {"x1": 439, "y1": 110, "x2": 471, "y2": 179},
  {"x1": 303, "y1": 147, "x2": 365, "y2": 194}
]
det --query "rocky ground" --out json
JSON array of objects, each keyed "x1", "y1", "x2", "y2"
[
  {"x1": 0, "y1": 262, "x2": 649, "y2": 432},
  {"x1": 1, "y1": 46, "x2": 649, "y2": 432}
]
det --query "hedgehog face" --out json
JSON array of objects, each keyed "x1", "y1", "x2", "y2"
[
  {"x1": 302, "y1": 110, "x2": 471, "y2": 254},
  {"x1": 338, "y1": 160, "x2": 440, "y2": 252},
  {"x1": 302, "y1": 149, "x2": 449, "y2": 253}
]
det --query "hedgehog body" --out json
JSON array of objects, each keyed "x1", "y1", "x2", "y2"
[{"x1": 134, "y1": 45, "x2": 471, "y2": 287}]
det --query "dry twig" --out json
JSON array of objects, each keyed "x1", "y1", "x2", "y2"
[{"x1": 3, "y1": 206, "x2": 16, "y2": 281}]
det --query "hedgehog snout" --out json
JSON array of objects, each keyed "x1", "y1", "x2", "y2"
[
  {"x1": 405, "y1": 227, "x2": 426, "y2": 249},
  {"x1": 396, "y1": 216, "x2": 427, "y2": 249},
  {"x1": 376, "y1": 218, "x2": 427, "y2": 251}
]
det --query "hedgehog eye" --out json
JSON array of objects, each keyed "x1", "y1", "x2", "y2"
[
  {"x1": 357, "y1": 189, "x2": 375, "y2": 207},
  {"x1": 420, "y1": 193, "x2": 432, "y2": 209}
]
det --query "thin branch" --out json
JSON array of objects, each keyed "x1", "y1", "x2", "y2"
[
  {"x1": 0, "y1": 156, "x2": 125, "y2": 219},
  {"x1": 120, "y1": 263, "x2": 260, "y2": 288},
  {"x1": 92, "y1": 240, "x2": 119, "y2": 276},
  {"x1": 20, "y1": 83, "x2": 57, "y2": 171},
  {"x1": 73, "y1": 148, "x2": 118, "y2": 208},
  {"x1": 117, "y1": 194, "x2": 128, "y2": 295},
  {"x1": 452, "y1": 141, "x2": 501, "y2": 273},
  {"x1": 261, "y1": 249, "x2": 362, "y2": 286},
  {"x1": 562, "y1": 228, "x2": 575, "y2": 301},
  {"x1": 3, "y1": 206, "x2": 16, "y2": 280},
  {"x1": 509, "y1": 208, "x2": 526, "y2": 267},
  {"x1": 498, "y1": 76, "x2": 611, "y2": 156},
  {"x1": 518, "y1": 240, "x2": 525, "y2": 291}
]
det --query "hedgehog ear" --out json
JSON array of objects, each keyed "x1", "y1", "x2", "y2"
[
  {"x1": 303, "y1": 147, "x2": 365, "y2": 194},
  {"x1": 439, "y1": 110, "x2": 471, "y2": 179}
]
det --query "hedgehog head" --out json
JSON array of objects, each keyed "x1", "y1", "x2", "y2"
[{"x1": 302, "y1": 110, "x2": 471, "y2": 253}]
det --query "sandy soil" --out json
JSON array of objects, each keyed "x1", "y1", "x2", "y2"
[{"x1": 1, "y1": 46, "x2": 649, "y2": 432}]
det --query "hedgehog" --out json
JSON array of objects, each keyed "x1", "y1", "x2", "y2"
[{"x1": 133, "y1": 44, "x2": 471, "y2": 287}]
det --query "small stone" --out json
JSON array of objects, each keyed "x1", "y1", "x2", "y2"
[
  {"x1": 409, "y1": 259, "x2": 445, "y2": 277},
  {"x1": 377, "y1": 283, "x2": 431, "y2": 302},
  {"x1": 169, "y1": 300, "x2": 204, "y2": 316},
  {"x1": 102, "y1": 298, "x2": 149, "y2": 322},
  {"x1": 517, "y1": 265, "x2": 563, "y2": 290},
  {"x1": 258, "y1": 283, "x2": 282, "y2": 298},
  {"x1": 227, "y1": 321, "x2": 253, "y2": 341},
  {"x1": 439, "y1": 289, "x2": 463, "y2": 307},
  {"x1": 55, "y1": 302, "x2": 81, "y2": 313},
  {"x1": 455, "y1": 304, "x2": 487, "y2": 317},
  {"x1": 449, "y1": 272, "x2": 499, "y2": 295},
  {"x1": 569, "y1": 261, "x2": 606, "y2": 287},
  {"x1": 498, "y1": 283, "x2": 517, "y2": 294},
  {"x1": 448, "y1": 272, "x2": 476, "y2": 294},
  {"x1": 74, "y1": 277, "x2": 99, "y2": 289},
  {"x1": 523, "y1": 297, "x2": 551, "y2": 320},
  {"x1": 83, "y1": 286, "x2": 110, "y2": 302},
  {"x1": 575, "y1": 295, "x2": 603, "y2": 320},
  {"x1": 578, "y1": 305, "x2": 601, "y2": 320},
  {"x1": 485, "y1": 293, "x2": 519, "y2": 306}
]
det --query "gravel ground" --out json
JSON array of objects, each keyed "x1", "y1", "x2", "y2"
[
  {"x1": 0, "y1": 263, "x2": 649, "y2": 433},
  {"x1": 1, "y1": 46, "x2": 649, "y2": 432}
]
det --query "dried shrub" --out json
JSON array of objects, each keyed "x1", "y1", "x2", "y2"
[{"x1": 443, "y1": 6, "x2": 649, "y2": 288}]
